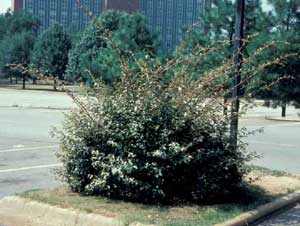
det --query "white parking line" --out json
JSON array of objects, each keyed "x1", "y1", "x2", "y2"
[
  {"x1": 247, "y1": 140, "x2": 297, "y2": 148},
  {"x1": 0, "y1": 145, "x2": 59, "y2": 153},
  {"x1": 0, "y1": 164, "x2": 62, "y2": 173}
]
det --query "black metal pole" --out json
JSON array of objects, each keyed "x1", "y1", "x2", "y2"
[{"x1": 230, "y1": 0, "x2": 245, "y2": 150}]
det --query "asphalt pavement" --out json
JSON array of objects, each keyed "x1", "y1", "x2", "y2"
[
  {"x1": 241, "y1": 116, "x2": 300, "y2": 175},
  {"x1": 0, "y1": 88, "x2": 300, "y2": 201},
  {"x1": 256, "y1": 204, "x2": 300, "y2": 226},
  {"x1": 1, "y1": 88, "x2": 300, "y2": 226},
  {"x1": 0, "y1": 107, "x2": 65, "y2": 197},
  {"x1": 0, "y1": 87, "x2": 75, "y2": 109},
  {"x1": 0, "y1": 88, "x2": 75, "y2": 198}
]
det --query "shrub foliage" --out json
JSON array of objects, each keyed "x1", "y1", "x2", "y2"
[{"x1": 55, "y1": 42, "x2": 252, "y2": 204}]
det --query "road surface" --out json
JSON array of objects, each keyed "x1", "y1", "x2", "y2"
[
  {"x1": 256, "y1": 204, "x2": 300, "y2": 226},
  {"x1": 241, "y1": 116, "x2": 300, "y2": 175},
  {"x1": 0, "y1": 88, "x2": 300, "y2": 198},
  {"x1": 0, "y1": 107, "x2": 65, "y2": 198},
  {"x1": 0, "y1": 88, "x2": 74, "y2": 198}
]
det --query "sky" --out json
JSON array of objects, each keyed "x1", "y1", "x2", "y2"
[
  {"x1": 0, "y1": 0, "x2": 10, "y2": 14},
  {"x1": 262, "y1": 0, "x2": 273, "y2": 11},
  {"x1": 0, "y1": 0, "x2": 273, "y2": 15}
]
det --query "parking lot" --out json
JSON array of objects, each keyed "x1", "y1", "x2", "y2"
[
  {"x1": 0, "y1": 88, "x2": 74, "y2": 197},
  {"x1": 241, "y1": 116, "x2": 300, "y2": 174},
  {"x1": 0, "y1": 88, "x2": 299, "y2": 198},
  {"x1": 0, "y1": 107, "x2": 64, "y2": 197}
]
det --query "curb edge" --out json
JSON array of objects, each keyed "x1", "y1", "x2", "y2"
[
  {"x1": 214, "y1": 190, "x2": 300, "y2": 226},
  {"x1": 265, "y1": 116, "x2": 300, "y2": 123}
]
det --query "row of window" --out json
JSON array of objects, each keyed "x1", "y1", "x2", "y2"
[
  {"x1": 24, "y1": 0, "x2": 101, "y2": 31},
  {"x1": 140, "y1": 0, "x2": 205, "y2": 52},
  {"x1": 23, "y1": 0, "x2": 205, "y2": 52}
]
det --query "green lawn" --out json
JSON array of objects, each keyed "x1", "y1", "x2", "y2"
[
  {"x1": 19, "y1": 167, "x2": 300, "y2": 226},
  {"x1": 20, "y1": 187, "x2": 254, "y2": 226}
]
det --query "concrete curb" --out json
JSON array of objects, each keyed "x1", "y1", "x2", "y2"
[
  {"x1": 214, "y1": 190, "x2": 300, "y2": 226},
  {"x1": 265, "y1": 116, "x2": 300, "y2": 123},
  {"x1": 0, "y1": 196, "x2": 123, "y2": 226}
]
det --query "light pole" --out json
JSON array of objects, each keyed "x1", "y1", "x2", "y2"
[
  {"x1": 230, "y1": 0, "x2": 245, "y2": 150},
  {"x1": 103, "y1": 0, "x2": 108, "y2": 10}
]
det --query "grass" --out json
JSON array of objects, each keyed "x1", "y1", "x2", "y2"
[
  {"x1": 19, "y1": 166, "x2": 298, "y2": 226},
  {"x1": 248, "y1": 165, "x2": 293, "y2": 177},
  {"x1": 20, "y1": 187, "x2": 255, "y2": 226}
]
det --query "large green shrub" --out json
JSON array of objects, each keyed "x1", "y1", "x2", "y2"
[{"x1": 55, "y1": 48, "x2": 251, "y2": 204}]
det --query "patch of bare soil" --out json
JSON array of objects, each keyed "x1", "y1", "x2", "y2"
[
  {"x1": 248, "y1": 172, "x2": 300, "y2": 195},
  {"x1": 0, "y1": 216, "x2": 33, "y2": 226}
]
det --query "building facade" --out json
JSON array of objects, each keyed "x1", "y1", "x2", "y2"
[
  {"x1": 15, "y1": 0, "x2": 140, "y2": 32},
  {"x1": 102, "y1": 0, "x2": 139, "y2": 12},
  {"x1": 11, "y1": 0, "x2": 24, "y2": 12},
  {"x1": 139, "y1": 0, "x2": 206, "y2": 53},
  {"x1": 13, "y1": 0, "x2": 206, "y2": 53},
  {"x1": 22, "y1": 0, "x2": 102, "y2": 32}
]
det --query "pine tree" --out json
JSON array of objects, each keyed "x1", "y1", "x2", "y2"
[
  {"x1": 31, "y1": 24, "x2": 72, "y2": 89},
  {"x1": 65, "y1": 10, "x2": 157, "y2": 84},
  {"x1": 250, "y1": 0, "x2": 300, "y2": 116},
  {"x1": 0, "y1": 11, "x2": 38, "y2": 87}
]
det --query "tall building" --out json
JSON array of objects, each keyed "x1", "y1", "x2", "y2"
[
  {"x1": 11, "y1": 0, "x2": 24, "y2": 12},
  {"x1": 13, "y1": 0, "x2": 205, "y2": 53},
  {"x1": 22, "y1": 0, "x2": 102, "y2": 32},
  {"x1": 14, "y1": 0, "x2": 139, "y2": 32},
  {"x1": 102, "y1": 0, "x2": 139, "y2": 12},
  {"x1": 139, "y1": 0, "x2": 205, "y2": 54}
]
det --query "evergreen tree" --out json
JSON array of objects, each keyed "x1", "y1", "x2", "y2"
[
  {"x1": 0, "y1": 14, "x2": 8, "y2": 40},
  {"x1": 5, "y1": 10, "x2": 38, "y2": 34},
  {"x1": 0, "y1": 10, "x2": 38, "y2": 87},
  {"x1": 65, "y1": 10, "x2": 157, "y2": 84},
  {"x1": 174, "y1": 0, "x2": 269, "y2": 103},
  {"x1": 181, "y1": 0, "x2": 269, "y2": 77},
  {"x1": 31, "y1": 24, "x2": 72, "y2": 83},
  {"x1": 0, "y1": 32, "x2": 35, "y2": 88},
  {"x1": 249, "y1": 0, "x2": 300, "y2": 116}
]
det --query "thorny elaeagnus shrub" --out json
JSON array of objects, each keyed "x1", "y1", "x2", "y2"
[{"x1": 53, "y1": 35, "x2": 278, "y2": 204}]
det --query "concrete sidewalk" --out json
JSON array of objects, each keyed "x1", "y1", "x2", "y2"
[
  {"x1": 244, "y1": 105, "x2": 299, "y2": 119},
  {"x1": 0, "y1": 196, "x2": 124, "y2": 226},
  {"x1": 0, "y1": 88, "x2": 75, "y2": 110}
]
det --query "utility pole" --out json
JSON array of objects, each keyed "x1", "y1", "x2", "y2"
[
  {"x1": 230, "y1": 0, "x2": 245, "y2": 150},
  {"x1": 103, "y1": 0, "x2": 108, "y2": 10},
  {"x1": 281, "y1": 1, "x2": 292, "y2": 118}
]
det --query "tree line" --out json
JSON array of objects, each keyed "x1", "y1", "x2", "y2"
[{"x1": 0, "y1": 0, "x2": 299, "y2": 116}]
